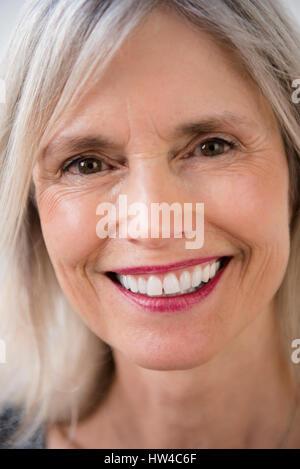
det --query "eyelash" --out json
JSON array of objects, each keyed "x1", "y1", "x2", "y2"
[
  {"x1": 187, "y1": 137, "x2": 237, "y2": 159},
  {"x1": 61, "y1": 156, "x2": 112, "y2": 173},
  {"x1": 61, "y1": 137, "x2": 237, "y2": 174}
]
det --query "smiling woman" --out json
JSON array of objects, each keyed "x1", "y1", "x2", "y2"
[{"x1": 1, "y1": 0, "x2": 300, "y2": 449}]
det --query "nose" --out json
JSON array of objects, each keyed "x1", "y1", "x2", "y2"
[{"x1": 116, "y1": 155, "x2": 188, "y2": 248}]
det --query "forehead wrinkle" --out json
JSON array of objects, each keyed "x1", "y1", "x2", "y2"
[{"x1": 124, "y1": 95, "x2": 176, "y2": 152}]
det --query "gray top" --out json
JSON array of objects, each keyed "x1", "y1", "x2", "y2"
[{"x1": 0, "y1": 405, "x2": 46, "y2": 449}]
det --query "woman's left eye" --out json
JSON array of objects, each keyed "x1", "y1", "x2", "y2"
[{"x1": 188, "y1": 138, "x2": 236, "y2": 158}]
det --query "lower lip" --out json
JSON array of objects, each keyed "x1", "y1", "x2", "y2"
[{"x1": 109, "y1": 259, "x2": 231, "y2": 313}]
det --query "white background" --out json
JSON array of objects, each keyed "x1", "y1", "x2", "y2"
[{"x1": 0, "y1": 0, "x2": 299, "y2": 63}]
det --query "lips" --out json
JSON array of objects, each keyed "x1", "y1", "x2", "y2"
[
  {"x1": 106, "y1": 256, "x2": 232, "y2": 313},
  {"x1": 110, "y1": 255, "x2": 223, "y2": 275}
]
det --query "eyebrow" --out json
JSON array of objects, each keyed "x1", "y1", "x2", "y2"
[
  {"x1": 173, "y1": 112, "x2": 254, "y2": 138},
  {"x1": 43, "y1": 135, "x2": 122, "y2": 160},
  {"x1": 43, "y1": 111, "x2": 256, "y2": 159}
]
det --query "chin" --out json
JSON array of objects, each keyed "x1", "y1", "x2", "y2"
[{"x1": 112, "y1": 336, "x2": 221, "y2": 371}]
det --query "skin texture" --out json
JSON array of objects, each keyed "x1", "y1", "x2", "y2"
[{"x1": 32, "y1": 8, "x2": 300, "y2": 448}]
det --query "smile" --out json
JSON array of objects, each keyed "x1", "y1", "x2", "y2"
[{"x1": 106, "y1": 256, "x2": 232, "y2": 312}]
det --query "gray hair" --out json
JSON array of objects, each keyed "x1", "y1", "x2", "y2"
[{"x1": 0, "y1": 0, "x2": 300, "y2": 447}]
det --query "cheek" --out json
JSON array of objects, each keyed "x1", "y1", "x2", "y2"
[
  {"x1": 187, "y1": 158, "x2": 290, "y2": 250},
  {"x1": 215, "y1": 176, "x2": 288, "y2": 244},
  {"x1": 38, "y1": 190, "x2": 102, "y2": 267}
]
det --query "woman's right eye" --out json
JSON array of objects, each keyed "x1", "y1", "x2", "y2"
[{"x1": 62, "y1": 157, "x2": 112, "y2": 175}]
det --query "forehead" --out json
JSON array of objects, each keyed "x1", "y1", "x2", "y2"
[{"x1": 48, "y1": 8, "x2": 276, "y2": 147}]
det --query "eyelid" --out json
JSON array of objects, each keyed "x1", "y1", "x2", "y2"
[
  {"x1": 61, "y1": 154, "x2": 113, "y2": 173},
  {"x1": 197, "y1": 134, "x2": 239, "y2": 148},
  {"x1": 184, "y1": 134, "x2": 239, "y2": 158},
  {"x1": 201, "y1": 136, "x2": 237, "y2": 150},
  {"x1": 171, "y1": 133, "x2": 239, "y2": 159}
]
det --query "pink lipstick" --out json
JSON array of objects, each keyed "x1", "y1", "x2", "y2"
[
  {"x1": 108, "y1": 256, "x2": 231, "y2": 313},
  {"x1": 112, "y1": 255, "x2": 224, "y2": 275}
]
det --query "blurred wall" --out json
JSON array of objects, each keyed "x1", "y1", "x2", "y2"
[{"x1": 0, "y1": 0, "x2": 24, "y2": 64}]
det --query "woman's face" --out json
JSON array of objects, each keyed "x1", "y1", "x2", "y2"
[{"x1": 32, "y1": 9, "x2": 290, "y2": 370}]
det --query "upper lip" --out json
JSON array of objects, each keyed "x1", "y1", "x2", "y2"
[{"x1": 108, "y1": 255, "x2": 228, "y2": 275}]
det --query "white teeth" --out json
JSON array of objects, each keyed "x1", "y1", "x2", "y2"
[
  {"x1": 120, "y1": 274, "x2": 129, "y2": 289},
  {"x1": 147, "y1": 275, "x2": 163, "y2": 296},
  {"x1": 127, "y1": 275, "x2": 138, "y2": 293},
  {"x1": 119, "y1": 275, "x2": 125, "y2": 287},
  {"x1": 202, "y1": 264, "x2": 210, "y2": 283},
  {"x1": 179, "y1": 271, "x2": 191, "y2": 292},
  {"x1": 163, "y1": 273, "x2": 181, "y2": 294},
  {"x1": 209, "y1": 262, "x2": 217, "y2": 279},
  {"x1": 138, "y1": 277, "x2": 147, "y2": 294},
  {"x1": 191, "y1": 266, "x2": 202, "y2": 288},
  {"x1": 116, "y1": 259, "x2": 223, "y2": 297}
]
